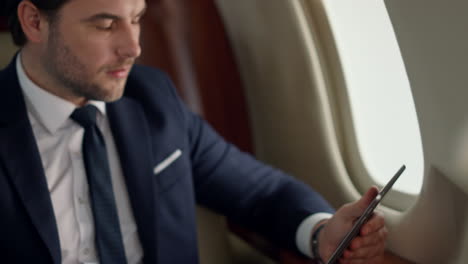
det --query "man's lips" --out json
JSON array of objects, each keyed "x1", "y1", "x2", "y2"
[{"x1": 107, "y1": 67, "x2": 131, "y2": 79}]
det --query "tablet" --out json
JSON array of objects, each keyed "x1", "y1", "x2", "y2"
[{"x1": 326, "y1": 165, "x2": 406, "y2": 264}]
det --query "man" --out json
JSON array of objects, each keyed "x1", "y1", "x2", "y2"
[{"x1": 0, "y1": 0, "x2": 387, "y2": 263}]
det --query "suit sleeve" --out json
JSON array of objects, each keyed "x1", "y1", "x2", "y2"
[
  {"x1": 131, "y1": 66, "x2": 336, "y2": 253},
  {"x1": 177, "y1": 93, "x2": 335, "y2": 252}
]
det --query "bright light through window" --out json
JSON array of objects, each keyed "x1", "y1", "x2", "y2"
[{"x1": 322, "y1": 0, "x2": 424, "y2": 194}]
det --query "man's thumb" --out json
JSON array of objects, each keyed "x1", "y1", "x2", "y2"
[{"x1": 352, "y1": 186, "x2": 379, "y2": 216}]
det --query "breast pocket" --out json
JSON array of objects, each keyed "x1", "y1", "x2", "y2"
[{"x1": 154, "y1": 149, "x2": 189, "y2": 193}]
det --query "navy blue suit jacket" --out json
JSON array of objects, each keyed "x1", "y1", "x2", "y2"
[{"x1": 0, "y1": 58, "x2": 334, "y2": 263}]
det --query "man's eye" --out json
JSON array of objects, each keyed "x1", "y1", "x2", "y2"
[{"x1": 96, "y1": 23, "x2": 114, "y2": 31}]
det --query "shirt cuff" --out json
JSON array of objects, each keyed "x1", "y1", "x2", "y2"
[{"x1": 295, "y1": 213, "x2": 333, "y2": 258}]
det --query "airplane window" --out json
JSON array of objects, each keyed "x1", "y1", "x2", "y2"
[{"x1": 322, "y1": 0, "x2": 423, "y2": 194}]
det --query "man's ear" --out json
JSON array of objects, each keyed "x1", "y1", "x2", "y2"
[{"x1": 17, "y1": 1, "x2": 49, "y2": 43}]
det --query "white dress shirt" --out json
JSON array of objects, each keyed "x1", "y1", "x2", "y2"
[
  {"x1": 16, "y1": 54, "x2": 331, "y2": 262},
  {"x1": 16, "y1": 55, "x2": 143, "y2": 264}
]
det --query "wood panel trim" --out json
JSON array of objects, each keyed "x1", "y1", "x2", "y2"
[
  {"x1": 139, "y1": 0, "x2": 253, "y2": 152},
  {"x1": 0, "y1": 17, "x2": 8, "y2": 31}
]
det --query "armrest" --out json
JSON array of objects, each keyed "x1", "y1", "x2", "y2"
[
  {"x1": 228, "y1": 221, "x2": 316, "y2": 263},
  {"x1": 229, "y1": 221, "x2": 415, "y2": 264}
]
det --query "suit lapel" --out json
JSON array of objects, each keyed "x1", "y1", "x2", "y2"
[
  {"x1": 0, "y1": 59, "x2": 61, "y2": 263},
  {"x1": 1, "y1": 57, "x2": 159, "y2": 263},
  {"x1": 107, "y1": 98, "x2": 158, "y2": 263}
]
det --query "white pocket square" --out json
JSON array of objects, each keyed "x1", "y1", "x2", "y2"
[{"x1": 153, "y1": 149, "x2": 182, "y2": 175}]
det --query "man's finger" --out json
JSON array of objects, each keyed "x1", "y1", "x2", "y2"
[
  {"x1": 352, "y1": 227, "x2": 388, "y2": 250},
  {"x1": 343, "y1": 240, "x2": 386, "y2": 260},
  {"x1": 360, "y1": 211, "x2": 385, "y2": 236},
  {"x1": 358, "y1": 187, "x2": 379, "y2": 211},
  {"x1": 339, "y1": 255, "x2": 384, "y2": 264},
  {"x1": 343, "y1": 187, "x2": 379, "y2": 218}
]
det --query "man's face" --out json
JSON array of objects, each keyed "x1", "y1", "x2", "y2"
[{"x1": 40, "y1": 0, "x2": 146, "y2": 103}]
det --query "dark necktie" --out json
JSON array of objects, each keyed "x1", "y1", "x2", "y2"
[{"x1": 71, "y1": 105, "x2": 127, "y2": 264}]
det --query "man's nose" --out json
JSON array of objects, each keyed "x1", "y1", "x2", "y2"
[{"x1": 117, "y1": 25, "x2": 142, "y2": 59}]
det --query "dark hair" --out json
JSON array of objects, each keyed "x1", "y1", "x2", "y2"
[{"x1": 3, "y1": 0, "x2": 71, "y2": 46}]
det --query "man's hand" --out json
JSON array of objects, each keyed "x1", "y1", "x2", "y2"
[{"x1": 317, "y1": 187, "x2": 388, "y2": 264}]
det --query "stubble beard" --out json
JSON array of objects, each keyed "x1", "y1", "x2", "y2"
[{"x1": 42, "y1": 25, "x2": 128, "y2": 103}]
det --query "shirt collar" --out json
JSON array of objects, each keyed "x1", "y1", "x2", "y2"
[{"x1": 16, "y1": 53, "x2": 106, "y2": 134}]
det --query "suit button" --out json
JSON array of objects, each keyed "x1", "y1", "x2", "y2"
[{"x1": 78, "y1": 197, "x2": 86, "y2": 204}]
